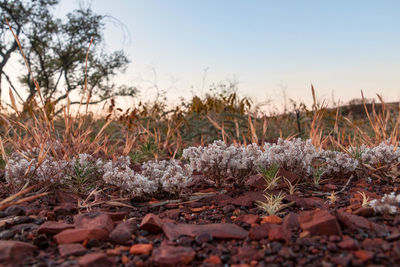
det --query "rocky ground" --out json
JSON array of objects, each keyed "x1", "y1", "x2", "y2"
[{"x1": 1, "y1": 170, "x2": 400, "y2": 267}]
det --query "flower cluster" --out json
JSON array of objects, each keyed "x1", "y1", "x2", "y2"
[
  {"x1": 369, "y1": 192, "x2": 400, "y2": 215},
  {"x1": 182, "y1": 140, "x2": 262, "y2": 186},
  {"x1": 358, "y1": 141, "x2": 400, "y2": 166},
  {"x1": 5, "y1": 151, "x2": 69, "y2": 186},
  {"x1": 257, "y1": 138, "x2": 320, "y2": 176},
  {"x1": 98, "y1": 156, "x2": 158, "y2": 197},
  {"x1": 5, "y1": 149, "x2": 193, "y2": 198},
  {"x1": 183, "y1": 138, "x2": 361, "y2": 186},
  {"x1": 142, "y1": 159, "x2": 193, "y2": 195},
  {"x1": 320, "y1": 150, "x2": 358, "y2": 175},
  {"x1": 98, "y1": 157, "x2": 193, "y2": 198}
]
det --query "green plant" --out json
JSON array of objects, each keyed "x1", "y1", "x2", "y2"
[
  {"x1": 255, "y1": 191, "x2": 286, "y2": 216},
  {"x1": 65, "y1": 158, "x2": 97, "y2": 194},
  {"x1": 283, "y1": 176, "x2": 299, "y2": 195},
  {"x1": 259, "y1": 163, "x2": 281, "y2": 190},
  {"x1": 312, "y1": 166, "x2": 324, "y2": 186}
]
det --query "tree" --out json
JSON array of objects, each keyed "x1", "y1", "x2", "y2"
[
  {"x1": 0, "y1": 0, "x2": 59, "y2": 106},
  {"x1": 1, "y1": 0, "x2": 137, "y2": 115}
]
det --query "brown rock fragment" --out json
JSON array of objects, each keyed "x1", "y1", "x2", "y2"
[
  {"x1": 299, "y1": 209, "x2": 342, "y2": 236},
  {"x1": 151, "y1": 245, "x2": 195, "y2": 266},
  {"x1": 0, "y1": 240, "x2": 36, "y2": 266},
  {"x1": 74, "y1": 212, "x2": 114, "y2": 233},
  {"x1": 140, "y1": 213, "x2": 164, "y2": 233},
  {"x1": 78, "y1": 252, "x2": 115, "y2": 267},
  {"x1": 54, "y1": 228, "x2": 109, "y2": 244}
]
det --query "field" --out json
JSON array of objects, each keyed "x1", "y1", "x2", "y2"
[{"x1": 0, "y1": 81, "x2": 400, "y2": 266}]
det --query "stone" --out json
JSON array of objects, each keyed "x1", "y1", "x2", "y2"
[
  {"x1": 151, "y1": 245, "x2": 195, "y2": 266},
  {"x1": 295, "y1": 197, "x2": 325, "y2": 210},
  {"x1": 139, "y1": 213, "x2": 164, "y2": 233},
  {"x1": 0, "y1": 240, "x2": 36, "y2": 265},
  {"x1": 38, "y1": 221, "x2": 74, "y2": 234},
  {"x1": 54, "y1": 228, "x2": 109, "y2": 244},
  {"x1": 336, "y1": 210, "x2": 389, "y2": 236},
  {"x1": 245, "y1": 174, "x2": 266, "y2": 190},
  {"x1": 195, "y1": 232, "x2": 213, "y2": 244},
  {"x1": 233, "y1": 245, "x2": 259, "y2": 262},
  {"x1": 354, "y1": 250, "x2": 374, "y2": 262},
  {"x1": 299, "y1": 209, "x2": 342, "y2": 236},
  {"x1": 54, "y1": 203, "x2": 75, "y2": 217},
  {"x1": 353, "y1": 206, "x2": 375, "y2": 217},
  {"x1": 78, "y1": 252, "x2": 114, "y2": 267},
  {"x1": 268, "y1": 226, "x2": 291, "y2": 242},
  {"x1": 234, "y1": 214, "x2": 259, "y2": 225},
  {"x1": 130, "y1": 243, "x2": 153, "y2": 255},
  {"x1": 0, "y1": 230, "x2": 15, "y2": 239},
  {"x1": 74, "y1": 212, "x2": 114, "y2": 233},
  {"x1": 282, "y1": 212, "x2": 299, "y2": 231},
  {"x1": 248, "y1": 223, "x2": 272, "y2": 240},
  {"x1": 4, "y1": 205, "x2": 25, "y2": 216},
  {"x1": 338, "y1": 236, "x2": 359, "y2": 250},
  {"x1": 109, "y1": 220, "x2": 137, "y2": 244},
  {"x1": 362, "y1": 238, "x2": 387, "y2": 251},
  {"x1": 261, "y1": 215, "x2": 282, "y2": 225},
  {"x1": 106, "y1": 212, "x2": 128, "y2": 221},
  {"x1": 58, "y1": 243, "x2": 86, "y2": 257},
  {"x1": 204, "y1": 255, "x2": 222, "y2": 264},
  {"x1": 162, "y1": 222, "x2": 248, "y2": 240},
  {"x1": 231, "y1": 195, "x2": 253, "y2": 207}
]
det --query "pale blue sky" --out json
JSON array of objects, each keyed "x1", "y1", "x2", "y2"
[{"x1": 58, "y1": 0, "x2": 400, "y2": 110}]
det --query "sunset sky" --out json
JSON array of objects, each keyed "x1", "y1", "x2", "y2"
[{"x1": 57, "y1": 0, "x2": 400, "y2": 110}]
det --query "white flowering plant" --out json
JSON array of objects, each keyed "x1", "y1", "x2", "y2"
[
  {"x1": 182, "y1": 140, "x2": 262, "y2": 187},
  {"x1": 369, "y1": 192, "x2": 400, "y2": 215}
]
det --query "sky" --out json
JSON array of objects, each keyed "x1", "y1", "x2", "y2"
[{"x1": 55, "y1": 1, "x2": 400, "y2": 110}]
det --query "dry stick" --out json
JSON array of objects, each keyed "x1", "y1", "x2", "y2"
[
  {"x1": 0, "y1": 182, "x2": 45, "y2": 206},
  {"x1": 0, "y1": 192, "x2": 49, "y2": 211}
]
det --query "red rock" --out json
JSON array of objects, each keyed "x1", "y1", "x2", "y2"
[
  {"x1": 353, "y1": 206, "x2": 375, "y2": 217},
  {"x1": 336, "y1": 210, "x2": 389, "y2": 236},
  {"x1": 151, "y1": 245, "x2": 195, "y2": 266},
  {"x1": 109, "y1": 220, "x2": 137, "y2": 244},
  {"x1": 354, "y1": 250, "x2": 374, "y2": 262},
  {"x1": 282, "y1": 212, "x2": 299, "y2": 231},
  {"x1": 54, "y1": 203, "x2": 75, "y2": 217},
  {"x1": 245, "y1": 174, "x2": 266, "y2": 190},
  {"x1": 261, "y1": 215, "x2": 282, "y2": 225},
  {"x1": 362, "y1": 238, "x2": 387, "y2": 251},
  {"x1": 235, "y1": 214, "x2": 259, "y2": 225},
  {"x1": 322, "y1": 184, "x2": 338, "y2": 191},
  {"x1": 78, "y1": 252, "x2": 114, "y2": 267},
  {"x1": 140, "y1": 214, "x2": 164, "y2": 233},
  {"x1": 248, "y1": 223, "x2": 272, "y2": 240},
  {"x1": 268, "y1": 226, "x2": 291, "y2": 242},
  {"x1": 338, "y1": 236, "x2": 359, "y2": 250},
  {"x1": 231, "y1": 195, "x2": 254, "y2": 207},
  {"x1": 162, "y1": 222, "x2": 248, "y2": 240},
  {"x1": 37, "y1": 221, "x2": 74, "y2": 234},
  {"x1": 330, "y1": 254, "x2": 353, "y2": 266},
  {"x1": 74, "y1": 212, "x2": 114, "y2": 233},
  {"x1": 130, "y1": 244, "x2": 153, "y2": 255},
  {"x1": 163, "y1": 209, "x2": 180, "y2": 219},
  {"x1": 106, "y1": 212, "x2": 128, "y2": 221},
  {"x1": 204, "y1": 255, "x2": 222, "y2": 264},
  {"x1": 0, "y1": 240, "x2": 36, "y2": 265},
  {"x1": 233, "y1": 245, "x2": 259, "y2": 262},
  {"x1": 299, "y1": 209, "x2": 342, "y2": 236},
  {"x1": 295, "y1": 197, "x2": 325, "y2": 209},
  {"x1": 58, "y1": 243, "x2": 86, "y2": 257},
  {"x1": 54, "y1": 228, "x2": 109, "y2": 244}
]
